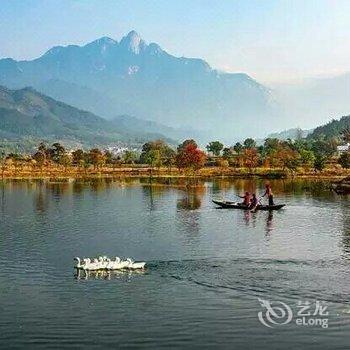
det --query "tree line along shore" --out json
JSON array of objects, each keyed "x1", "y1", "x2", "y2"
[{"x1": 1, "y1": 136, "x2": 350, "y2": 179}]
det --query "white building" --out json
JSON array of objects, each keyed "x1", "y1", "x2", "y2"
[{"x1": 337, "y1": 143, "x2": 350, "y2": 154}]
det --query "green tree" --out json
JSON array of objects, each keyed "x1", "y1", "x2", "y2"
[
  {"x1": 206, "y1": 141, "x2": 224, "y2": 156},
  {"x1": 37, "y1": 142, "x2": 49, "y2": 158},
  {"x1": 32, "y1": 151, "x2": 46, "y2": 173},
  {"x1": 222, "y1": 147, "x2": 233, "y2": 160},
  {"x1": 144, "y1": 149, "x2": 162, "y2": 168},
  {"x1": 88, "y1": 148, "x2": 106, "y2": 169},
  {"x1": 233, "y1": 142, "x2": 243, "y2": 154},
  {"x1": 123, "y1": 150, "x2": 139, "y2": 164},
  {"x1": 314, "y1": 154, "x2": 327, "y2": 172},
  {"x1": 0, "y1": 150, "x2": 6, "y2": 178},
  {"x1": 341, "y1": 127, "x2": 350, "y2": 143},
  {"x1": 72, "y1": 149, "x2": 85, "y2": 167},
  {"x1": 311, "y1": 138, "x2": 336, "y2": 171},
  {"x1": 163, "y1": 147, "x2": 176, "y2": 170},
  {"x1": 243, "y1": 138, "x2": 256, "y2": 149},
  {"x1": 60, "y1": 154, "x2": 72, "y2": 170},
  {"x1": 339, "y1": 152, "x2": 350, "y2": 169},
  {"x1": 264, "y1": 138, "x2": 280, "y2": 153},
  {"x1": 299, "y1": 149, "x2": 315, "y2": 169},
  {"x1": 140, "y1": 140, "x2": 175, "y2": 168},
  {"x1": 50, "y1": 143, "x2": 66, "y2": 164},
  {"x1": 104, "y1": 150, "x2": 114, "y2": 164}
]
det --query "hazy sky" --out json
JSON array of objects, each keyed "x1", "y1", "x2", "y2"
[{"x1": 1, "y1": 0, "x2": 350, "y2": 83}]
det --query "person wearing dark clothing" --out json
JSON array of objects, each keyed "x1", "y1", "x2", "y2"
[
  {"x1": 262, "y1": 184, "x2": 274, "y2": 206},
  {"x1": 249, "y1": 193, "x2": 259, "y2": 211}
]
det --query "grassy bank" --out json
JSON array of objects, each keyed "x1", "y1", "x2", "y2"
[{"x1": 1, "y1": 164, "x2": 350, "y2": 180}]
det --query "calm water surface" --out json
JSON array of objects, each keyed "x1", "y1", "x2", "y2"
[{"x1": 1, "y1": 177, "x2": 350, "y2": 349}]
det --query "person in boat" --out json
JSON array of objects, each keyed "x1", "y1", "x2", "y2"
[
  {"x1": 239, "y1": 191, "x2": 251, "y2": 207},
  {"x1": 249, "y1": 193, "x2": 259, "y2": 211},
  {"x1": 262, "y1": 184, "x2": 274, "y2": 206}
]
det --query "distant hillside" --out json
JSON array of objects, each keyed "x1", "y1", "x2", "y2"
[
  {"x1": 0, "y1": 30, "x2": 278, "y2": 141},
  {"x1": 267, "y1": 128, "x2": 311, "y2": 140},
  {"x1": 308, "y1": 115, "x2": 350, "y2": 140},
  {"x1": 111, "y1": 115, "x2": 208, "y2": 143},
  {"x1": 0, "y1": 86, "x2": 172, "y2": 152}
]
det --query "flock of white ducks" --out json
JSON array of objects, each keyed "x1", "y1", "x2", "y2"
[{"x1": 74, "y1": 256, "x2": 146, "y2": 271}]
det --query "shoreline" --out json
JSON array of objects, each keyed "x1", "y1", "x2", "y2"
[{"x1": 1, "y1": 166, "x2": 349, "y2": 180}]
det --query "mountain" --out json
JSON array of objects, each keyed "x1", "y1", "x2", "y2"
[
  {"x1": 110, "y1": 115, "x2": 208, "y2": 143},
  {"x1": 0, "y1": 85, "x2": 173, "y2": 152},
  {"x1": 0, "y1": 30, "x2": 277, "y2": 141},
  {"x1": 308, "y1": 115, "x2": 350, "y2": 140},
  {"x1": 267, "y1": 128, "x2": 311, "y2": 140}
]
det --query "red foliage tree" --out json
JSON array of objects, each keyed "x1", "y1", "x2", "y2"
[{"x1": 176, "y1": 143, "x2": 206, "y2": 171}]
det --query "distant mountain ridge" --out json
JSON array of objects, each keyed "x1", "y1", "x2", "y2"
[
  {"x1": 0, "y1": 30, "x2": 277, "y2": 141},
  {"x1": 0, "y1": 85, "x2": 174, "y2": 151},
  {"x1": 267, "y1": 128, "x2": 311, "y2": 140},
  {"x1": 308, "y1": 115, "x2": 350, "y2": 140}
]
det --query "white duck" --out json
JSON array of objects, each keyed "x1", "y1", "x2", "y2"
[
  {"x1": 105, "y1": 258, "x2": 115, "y2": 270},
  {"x1": 126, "y1": 258, "x2": 146, "y2": 270},
  {"x1": 86, "y1": 258, "x2": 102, "y2": 271},
  {"x1": 96, "y1": 256, "x2": 106, "y2": 269},
  {"x1": 116, "y1": 257, "x2": 130, "y2": 269},
  {"x1": 74, "y1": 257, "x2": 84, "y2": 269}
]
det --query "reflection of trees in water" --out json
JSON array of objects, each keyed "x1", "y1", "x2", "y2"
[
  {"x1": 46, "y1": 179, "x2": 70, "y2": 201},
  {"x1": 0, "y1": 181, "x2": 5, "y2": 214},
  {"x1": 210, "y1": 178, "x2": 337, "y2": 203},
  {"x1": 176, "y1": 184, "x2": 205, "y2": 211},
  {"x1": 34, "y1": 184, "x2": 49, "y2": 214},
  {"x1": 141, "y1": 177, "x2": 206, "y2": 211},
  {"x1": 141, "y1": 176, "x2": 206, "y2": 189},
  {"x1": 212, "y1": 178, "x2": 259, "y2": 199},
  {"x1": 268, "y1": 178, "x2": 335, "y2": 198},
  {"x1": 175, "y1": 187, "x2": 206, "y2": 236},
  {"x1": 71, "y1": 177, "x2": 140, "y2": 194},
  {"x1": 141, "y1": 182, "x2": 169, "y2": 211},
  {"x1": 35, "y1": 191, "x2": 45, "y2": 212},
  {"x1": 177, "y1": 194, "x2": 201, "y2": 210},
  {"x1": 339, "y1": 198, "x2": 350, "y2": 258},
  {"x1": 90, "y1": 178, "x2": 109, "y2": 193},
  {"x1": 176, "y1": 205, "x2": 201, "y2": 236},
  {"x1": 72, "y1": 181, "x2": 84, "y2": 194}
]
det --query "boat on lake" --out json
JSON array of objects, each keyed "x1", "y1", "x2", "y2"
[{"x1": 212, "y1": 199, "x2": 285, "y2": 211}]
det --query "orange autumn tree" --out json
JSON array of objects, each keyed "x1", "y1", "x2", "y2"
[
  {"x1": 241, "y1": 148, "x2": 260, "y2": 170},
  {"x1": 176, "y1": 140, "x2": 206, "y2": 173},
  {"x1": 264, "y1": 142, "x2": 300, "y2": 171}
]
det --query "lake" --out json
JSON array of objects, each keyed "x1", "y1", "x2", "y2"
[{"x1": 1, "y1": 177, "x2": 350, "y2": 349}]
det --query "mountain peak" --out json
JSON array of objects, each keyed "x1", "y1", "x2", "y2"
[
  {"x1": 125, "y1": 30, "x2": 141, "y2": 40},
  {"x1": 90, "y1": 36, "x2": 116, "y2": 45},
  {"x1": 119, "y1": 30, "x2": 145, "y2": 54}
]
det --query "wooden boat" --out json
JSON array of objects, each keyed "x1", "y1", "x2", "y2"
[{"x1": 212, "y1": 199, "x2": 285, "y2": 211}]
